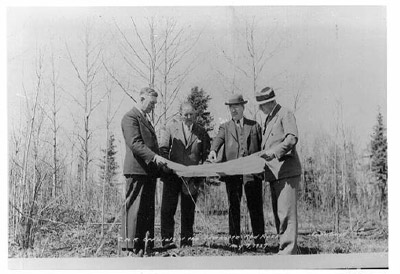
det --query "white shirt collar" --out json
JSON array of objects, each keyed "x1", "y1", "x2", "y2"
[
  {"x1": 235, "y1": 117, "x2": 244, "y2": 128},
  {"x1": 183, "y1": 122, "x2": 193, "y2": 132}
]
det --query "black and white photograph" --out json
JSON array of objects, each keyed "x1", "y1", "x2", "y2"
[{"x1": 3, "y1": 1, "x2": 396, "y2": 271}]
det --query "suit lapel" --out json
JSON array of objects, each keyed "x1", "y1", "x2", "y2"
[
  {"x1": 243, "y1": 117, "x2": 252, "y2": 141},
  {"x1": 181, "y1": 122, "x2": 193, "y2": 148},
  {"x1": 262, "y1": 104, "x2": 281, "y2": 149},
  {"x1": 175, "y1": 122, "x2": 186, "y2": 144},
  {"x1": 228, "y1": 120, "x2": 238, "y2": 142},
  {"x1": 186, "y1": 124, "x2": 198, "y2": 149},
  {"x1": 138, "y1": 110, "x2": 156, "y2": 135}
]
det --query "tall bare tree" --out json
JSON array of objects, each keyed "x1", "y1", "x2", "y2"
[
  {"x1": 157, "y1": 18, "x2": 201, "y2": 127},
  {"x1": 100, "y1": 75, "x2": 123, "y2": 238},
  {"x1": 12, "y1": 48, "x2": 46, "y2": 249},
  {"x1": 111, "y1": 16, "x2": 200, "y2": 128},
  {"x1": 48, "y1": 44, "x2": 62, "y2": 199},
  {"x1": 216, "y1": 17, "x2": 286, "y2": 117},
  {"x1": 65, "y1": 20, "x2": 107, "y2": 204},
  {"x1": 109, "y1": 16, "x2": 201, "y2": 217}
]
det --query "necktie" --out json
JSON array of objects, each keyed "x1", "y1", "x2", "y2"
[
  {"x1": 144, "y1": 113, "x2": 154, "y2": 130},
  {"x1": 263, "y1": 115, "x2": 269, "y2": 135},
  {"x1": 236, "y1": 120, "x2": 242, "y2": 129},
  {"x1": 184, "y1": 125, "x2": 189, "y2": 141},
  {"x1": 183, "y1": 124, "x2": 192, "y2": 145}
]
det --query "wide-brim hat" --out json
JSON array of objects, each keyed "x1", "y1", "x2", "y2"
[
  {"x1": 225, "y1": 94, "x2": 248, "y2": 105},
  {"x1": 255, "y1": 87, "x2": 276, "y2": 105}
]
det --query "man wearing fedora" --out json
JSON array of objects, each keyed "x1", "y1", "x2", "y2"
[
  {"x1": 208, "y1": 94, "x2": 265, "y2": 250},
  {"x1": 255, "y1": 87, "x2": 302, "y2": 255}
]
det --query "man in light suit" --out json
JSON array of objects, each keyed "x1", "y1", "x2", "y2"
[
  {"x1": 160, "y1": 102, "x2": 211, "y2": 248},
  {"x1": 208, "y1": 94, "x2": 265, "y2": 250},
  {"x1": 120, "y1": 87, "x2": 168, "y2": 255},
  {"x1": 255, "y1": 86, "x2": 302, "y2": 255}
]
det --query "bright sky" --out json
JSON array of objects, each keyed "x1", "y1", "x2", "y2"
[{"x1": 7, "y1": 6, "x2": 386, "y2": 152}]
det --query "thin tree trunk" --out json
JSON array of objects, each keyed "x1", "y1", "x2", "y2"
[
  {"x1": 19, "y1": 73, "x2": 41, "y2": 248},
  {"x1": 348, "y1": 185, "x2": 352, "y2": 231},
  {"x1": 84, "y1": 101, "x2": 89, "y2": 203},
  {"x1": 50, "y1": 50, "x2": 58, "y2": 199},
  {"x1": 334, "y1": 142, "x2": 340, "y2": 233},
  {"x1": 101, "y1": 90, "x2": 111, "y2": 238}
]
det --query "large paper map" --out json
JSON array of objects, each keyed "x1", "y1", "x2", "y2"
[{"x1": 164, "y1": 154, "x2": 266, "y2": 177}]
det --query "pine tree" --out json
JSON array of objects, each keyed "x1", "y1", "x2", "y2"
[
  {"x1": 370, "y1": 111, "x2": 387, "y2": 220},
  {"x1": 99, "y1": 133, "x2": 119, "y2": 185},
  {"x1": 187, "y1": 86, "x2": 214, "y2": 132},
  {"x1": 186, "y1": 86, "x2": 215, "y2": 210}
]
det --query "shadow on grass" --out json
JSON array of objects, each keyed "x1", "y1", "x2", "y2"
[
  {"x1": 298, "y1": 245, "x2": 320, "y2": 254},
  {"x1": 200, "y1": 243, "x2": 241, "y2": 253},
  {"x1": 200, "y1": 243, "x2": 321, "y2": 255},
  {"x1": 200, "y1": 243, "x2": 276, "y2": 254}
]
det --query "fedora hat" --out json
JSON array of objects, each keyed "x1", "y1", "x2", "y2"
[
  {"x1": 255, "y1": 87, "x2": 276, "y2": 105},
  {"x1": 225, "y1": 94, "x2": 248, "y2": 105}
]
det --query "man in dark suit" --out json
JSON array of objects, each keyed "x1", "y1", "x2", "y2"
[
  {"x1": 120, "y1": 87, "x2": 168, "y2": 255},
  {"x1": 255, "y1": 87, "x2": 302, "y2": 255},
  {"x1": 208, "y1": 94, "x2": 265, "y2": 249},
  {"x1": 159, "y1": 102, "x2": 210, "y2": 248}
]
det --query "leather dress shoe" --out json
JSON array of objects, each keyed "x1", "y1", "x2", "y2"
[
  {"x1": 162, "y1": 243, "x2": 177, "y2": 250},
  {"x1": 229, "y1": 244, "x2": 243, "y2": 253}
]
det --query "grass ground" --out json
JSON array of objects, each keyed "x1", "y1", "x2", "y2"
[{"x1": 8, "y1": 211, "x2": 388, "y2": 258}]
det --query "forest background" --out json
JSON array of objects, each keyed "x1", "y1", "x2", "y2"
[{"x1": 2, "y1": 3, "x2": 395, "y2": 260}]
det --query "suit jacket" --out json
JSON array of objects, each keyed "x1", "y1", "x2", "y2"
[
  {"x1": 160, "y1": 120, "x2": 211, "y2": 165},
  {"x1": 160, "y1": 120, "x2": 211, "y2": 195},
  {"x1": 211, "y1": 117, "x2": 262, "y2": 183},
  {"x1": 262, "y1": 104, "x2": 302, "y2": 182},
  {"x1": 121, "y1": 106, "x2": 160, "y2": 176}
]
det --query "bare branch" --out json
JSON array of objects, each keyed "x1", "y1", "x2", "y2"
[
  {"x1": 60, "y1": 86, "x2": 85, "y2": 109},
  {"x1": 102, "y1": 60, "x2": 136, "y2": 102},
  {"x1": 113, "y1": 19, "x2": 149, "y2": 69},
  {"x1": 220, "y1": 48, "x2": 251, "y2": 78},
  {"x1": 215, "y1": 68, "x2": 244, "y2": 94},
  {"x1": 130, "y1": 17, "x2": 153, "y2": 61},
  {"x1": 88, "y1": 91, "x2": 108, "y2": 115},
  {"x1": 123, "y1": 55, "x2": 148, "y2": 80},
  {"x1": 65, "y1": 42, "x2": 86, "y2": 86},
  {"x1": 109, "y1": 98, "x2": 125, "y2": 124}
]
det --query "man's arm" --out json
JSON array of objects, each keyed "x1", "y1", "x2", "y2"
[
  {"x1": 208, "y1": 123, "x2": 226, "y2": 162},
  {"x1": 272, "y1": 110, "x2": 298, "y2": 160},
  {"x1": 122, "y1": 113, "x2": 156, "y2": 164},
  {"x1": 210, "y1": 123, "x2": 226, "y2": 152},
  {"x1": 258, "y1": 110, "x2": 298, "y2": 161},
  {"x1": 255, "y1": 122, "x2": 262, "y2": 152},
  {"x1": 159, "y1": 125, "x2": 172, "y2": 159},
  {"x1": 201, "y1": 130, "x2": 211, "y2": 163}
]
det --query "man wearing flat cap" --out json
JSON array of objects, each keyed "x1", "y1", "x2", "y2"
[
  {"x1": 208, "y1": 94, "x2": 265, "y2": 250},
  {"x1": 120, "y1": 87, "x2": 170, "y2": 255},
  {"x1": 255, "y1": 87, "x2": 302, "y2": 255}
]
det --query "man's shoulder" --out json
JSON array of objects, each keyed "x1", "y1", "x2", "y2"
[
  {"x1": 220, "y1": 120, "x2": 232, "y2": 127},
  {"x1": 244, "y1": 117, "x2": 259, "y2": 126},
  {"x1": 193, "y1": 123, "x2": 208, "y2": 134},
  {"x1": 123, "y1": 106, "x2": 140, "y2": 117},
  {"x1": 121, "y1": 107, "x2": 141, "y2": 127},
  {"x1": 277, "y1": 105, "x2": 295, "y2": 117}
]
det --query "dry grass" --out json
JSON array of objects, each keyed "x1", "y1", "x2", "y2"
[
  {"x1": 8, "y1": 209, "x2": 388, "y2": 258},
  {"x1": 8, "y1": 189, "x2": 388, "y2": 258}
]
